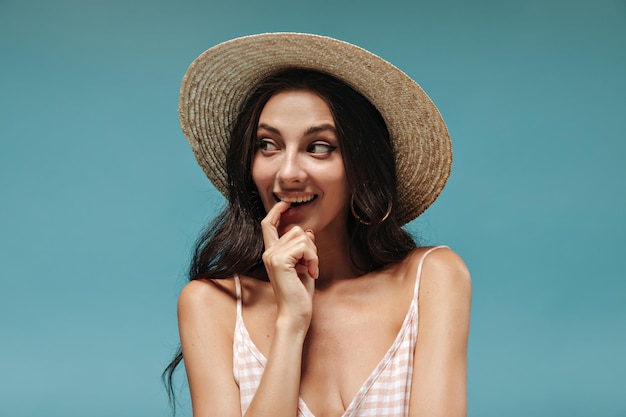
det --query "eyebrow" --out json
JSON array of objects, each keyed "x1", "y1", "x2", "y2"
[
  {"x1": 257, "y1": 123, "x2": 281, "y2": 135},
  {"x1": 304, "y1": 124, "x2": 336, "y2": 136},
  {"x1": 257, "y1": 123, "x2": 337, "y2": 136}
]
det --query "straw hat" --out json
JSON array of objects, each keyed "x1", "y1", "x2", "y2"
[{"x1": 179, "y1": 32, "x2": 451, "y2": 224}]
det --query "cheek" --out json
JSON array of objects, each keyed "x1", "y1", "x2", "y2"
[
  {"x1": 251, "y1": 156, "x2": 269, "y2": 187},
  {"x1": 321, "y1": 168, "x2": 350, "y2": 203},
  {"x1": 251, "y1": 157, "x2": 274, "y2": 207}
]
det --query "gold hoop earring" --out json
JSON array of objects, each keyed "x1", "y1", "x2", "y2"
[{"x1": 350, "y1": 192, "x2": 393, "y2": 225}]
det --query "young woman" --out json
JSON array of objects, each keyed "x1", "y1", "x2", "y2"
[{"x1": 164, "y1": 33, "x2": 471, "y2": 417}]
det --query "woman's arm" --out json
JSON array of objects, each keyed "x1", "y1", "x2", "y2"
[
  {"x1": 178, "y1": 277, "x2": 311, "y2": 417},
  {"x1": 180, "y1": 201, "x2": 317, "y2": 417},
  {"x1": 178, "y1": 279, "x2": 242, "y2": 417},
  {"x1": 409, "y1": 247, "x2": 472, "y2": 417},
  {"x1": 244, "y1": 201, "x2": 317, "y2": 416}
]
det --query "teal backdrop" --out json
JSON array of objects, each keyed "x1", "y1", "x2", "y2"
[{"x1": 1, "y1": 0, "x2": 625, "y2": 416}]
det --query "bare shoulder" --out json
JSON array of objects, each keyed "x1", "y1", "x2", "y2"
[
  {"x1": 179, "y1": 277, "x2": 237, "y2": 304},
  {"x1": 414, "y1": 246, "x2": 472, "y2": 306},
  {"x1": 177, "y1": 278, "x2": 243, "y2": 416},
  {"x1": 415, "y1": 246, "x2": 471, "y2": 286},
  {"x1": 177, "y1": 278, "x2": 238, "y2": 329}
]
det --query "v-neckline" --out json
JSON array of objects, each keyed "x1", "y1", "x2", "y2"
[{"x1": 237, "y1": 292, "x2": 418, "y2": 417}]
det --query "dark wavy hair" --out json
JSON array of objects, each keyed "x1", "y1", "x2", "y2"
[{"x1": 163, "y1": 68, "x2": 417, "y2": 409}]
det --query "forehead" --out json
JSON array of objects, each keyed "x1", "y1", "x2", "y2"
[{"x1": 258, "y1": 90, "x2": 335, "y2": 128}]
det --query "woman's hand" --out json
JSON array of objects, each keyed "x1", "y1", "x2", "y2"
[{"x1": 260, "y1": 201, "x2": 319, "y2": 332}]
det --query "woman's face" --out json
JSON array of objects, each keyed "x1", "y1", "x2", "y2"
[{"x1": 252, "y1": 89, "x2": 350, "y2": 238}]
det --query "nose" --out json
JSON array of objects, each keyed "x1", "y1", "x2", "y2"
[{"x1": 277, "y1": 150, "x2": 307, "y2": 184}]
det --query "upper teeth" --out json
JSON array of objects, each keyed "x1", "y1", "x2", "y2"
[{"x1": 280, "y1": 195, "x2": 315, "y2": 203}]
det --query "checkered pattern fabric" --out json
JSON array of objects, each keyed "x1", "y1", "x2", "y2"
[{"x1": 233, "y1": 246, "x2": 445, "y2": 416}]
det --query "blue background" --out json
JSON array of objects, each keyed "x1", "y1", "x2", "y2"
[{"x1": 1, "y1": 0, "x2": 624, "y2": 416}]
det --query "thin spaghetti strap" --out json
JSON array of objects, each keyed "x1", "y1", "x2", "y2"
[
  {"x1": 233, "y1": 274, "x2": 242, "y2": 316},
  {"x1": 413, "y1": 246, "x2": 449, "y2": 299}
]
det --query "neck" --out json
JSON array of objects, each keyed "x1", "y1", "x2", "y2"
[{"x1": 314, "y1": 230, "x2": 365, "y2": 286}]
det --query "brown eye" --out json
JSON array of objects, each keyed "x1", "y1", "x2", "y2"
[
  {"x1": 257, "y1": 139, "x2": 279, "y2": 152},
  {"x1": 307, "y1": 142, "x2": 337, "y2": 155}
]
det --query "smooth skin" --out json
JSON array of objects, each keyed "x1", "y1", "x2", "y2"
[{"x1": 178, "y1": 90, "x2": 472, "y2": 417}]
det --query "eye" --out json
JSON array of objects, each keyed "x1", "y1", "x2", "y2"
[
  {"x1": 307, "y1": 142, "x2": 337, "y2": 155},
  {"x1": 256, "y1": 139, "x2": 279, "y2": 152}
]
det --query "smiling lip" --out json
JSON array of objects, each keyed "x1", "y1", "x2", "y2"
[{"x1": 274, "y1": 193, "x2": 317, "y2": 206}]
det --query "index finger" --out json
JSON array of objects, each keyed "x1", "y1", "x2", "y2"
[{"x1": 260, "y1": 200, "x2": 290, "y2": 248}]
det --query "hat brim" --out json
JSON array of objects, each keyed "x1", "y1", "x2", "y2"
[{"x1": 179, "y1": 32, "x2": 452, "y2": 224}]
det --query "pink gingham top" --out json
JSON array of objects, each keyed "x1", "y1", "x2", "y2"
[{"x1": 233, "y1": 246, "x2": 445, "y2": 416}]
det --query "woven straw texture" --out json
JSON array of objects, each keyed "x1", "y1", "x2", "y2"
[{"x1": 179, "y1": 32, "x2": 452, "y2": 224}]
